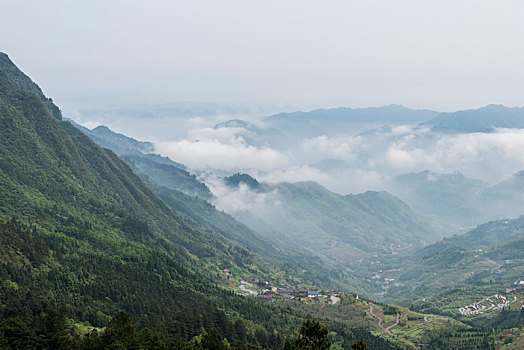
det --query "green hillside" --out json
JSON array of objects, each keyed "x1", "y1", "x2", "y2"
[
  {"x1": 71, "y1": 122, "x2": 156, "y2": 156},
  {"x1": 0, "y1": 52, "x2": 408, "y2": 349},
  {"x1": 1, "y1": 52, "x2": 514, "y2": 349},
  {"x1": 71, "y1": 121, "x2": 212, "y2": 199},
  {"x1": 225, "y1": 176, "x2": 439, "y2": 264},
  {"x1": 71, "y1": 123, "x2": 358, "y2": 291},
  {"x1": 376, "y1": 216, "x2": 524, "y2": 303},
  {"x1": 123, "y1": 153, "x2": 213, "y2": 199}
]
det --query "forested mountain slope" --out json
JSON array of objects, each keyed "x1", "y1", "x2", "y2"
[
  {"x1": 71, "y1": 120, "x2": 212, "y2": 199},
  {"x1": 72, "y1": 122, "x2": 357, "y2": 291},
  {"x1": 377, "y1": 216, "x2": 524, "y2": 302},
  {"x1": 3, "y1": 52, "x2": 509, "y2": 349},
  {"x1": 225, "y1": 175, "x2": 439, "y2": 264},
  {"x1": 0, "y1": 52, "x2": 405, "y2": 348}
]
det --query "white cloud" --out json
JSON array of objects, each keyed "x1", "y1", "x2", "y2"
[
  {"x1": 155, "y1": 137, "x2": 288, "y2": 171},
  {"x1": 294, "y1": 135, "x2": 362, "y2": 164},
  {"x1": 257, "y1": 166, "x2": 331, "y2": 185},
  {"x1": 204, "y1": 174, "x2": 280, "y2": 213},
  {"x1": 155, "y1": 118, "x2": 524, "y2": 195},
  {"x1": 186, "y1": 126, "x2": 247, "y2": 143}
]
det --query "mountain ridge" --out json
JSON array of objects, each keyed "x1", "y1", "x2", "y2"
[{"x1": 422, "y1": 104, "x2": 524, "y2": 133}]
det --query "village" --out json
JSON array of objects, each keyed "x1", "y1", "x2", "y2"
[
  {"x1": 256, "y1": 286, "x2": 343, "y2": 305},
  {"x1": 458, "y1": 280, "x2": 524, "y2": 316},
  {"x1": 222, "y1": 269, "x2": 344, "y2": 305},
  {"x1": 241, "y1": 280, "x2": 343, "y2": 305}
]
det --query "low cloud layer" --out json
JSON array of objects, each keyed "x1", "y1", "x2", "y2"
[
  {"x1": 156, "y1": 137, "x2": 287, "y2": 171},
  {"x1": 204, "y1": 174, "x2": 281, "y2": 214},
  {"x1": 157, "y1": 123, "x2": 524, "y2": 194}
]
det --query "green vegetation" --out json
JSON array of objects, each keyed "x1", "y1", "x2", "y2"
[
  {"x1": 0, "y1": 53, "x2": 406, "y2": 349},
  {"x1": 71, "y1": 116, "x2": 445, "y2": 298},
  {"x1": 73, "y1": 120, "x2": 358, "y2": 292},
  {"x1": 372, "y1": 216, "x2": 524, "y2": 303},
  {"x1": 70, "y1": 120, "x2": 211, "y2": 199},
  {"x1": 228, "y1": 176, "x2": 440, "y2": 263},
  {"x1": 284, "y1": 317, "x2": 331, "y2": 350},
  {"x1": 3, "y1": 51, "x2": 524, "y2": 349},
  {"x1": 0, "y1": 309, "x2": 262, "y2": 349}
]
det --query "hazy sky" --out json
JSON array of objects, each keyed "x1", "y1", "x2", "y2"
[{"x1": 2, "y1": 0, "x2": 524, "y2": 112}]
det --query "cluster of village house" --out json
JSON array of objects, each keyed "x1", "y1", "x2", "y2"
[
  {"x1": 505, "y1": 280, "x2": 524, "y2": 294},
  {"x1": 223, "y1": 269, "x2": 343, "y2": 302},
  {"x1": 257, "y1": 287, "x2": 343, "y2": 301}
]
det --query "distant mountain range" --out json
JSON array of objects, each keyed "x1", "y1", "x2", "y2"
[
  {"x1": 223, "y1": 174, "x2": 440, "y2": 264},
  {"x1": 268, "y1": 104, "x2": 437, "y2": 124},
  {"x1": 266, "y1": 104, "x2": 524, "y2": 135},
  {"x1": 211, "y1": 105, "x2": 438, "y2": 148},
  {"x1": 4, "y1": 52, "x2": 392, "y2": 348},
  {"x1": 388, "y1": 170, "x2": 524, "y2": 232},
  {"x1": 71, "y1": 118, "x2": 373, "y2": 291},
  {"x1": 208, "y1": 104, "x2": 524, "y2": 156},
  {"x1": 380, "y1": 215, "x2": 524, "y2": 303},
  {"x1": 4, "y1": 51, "x2": 524, "y2": 348},
  {"x1": 422, "y1": 104, "x2": 524, "y2": 133}
]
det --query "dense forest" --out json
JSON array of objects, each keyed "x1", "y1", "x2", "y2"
[
  {"x1": 2, "y1": 50, "x2": 524, "y2": 349},
  {"x1": 0, "y1": 53, "x2": 403, "y2": 349}
]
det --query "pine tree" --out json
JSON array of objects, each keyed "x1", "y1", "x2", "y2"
[
  {"x1": 0, "y1": 317, "x2": 35, "y2": 349},
  {"x1": 201, "y1": 328, "x2": 229, "y2": 350},
  {"x1": 38, "y1": 308, "x2": 70, "y2": 350},
  {"x1": 100, "y1": 310, "x2": 140, "y2": 350},
  {"x1": 351, "y1": 338, "x2": 368, "y2": 350},
  {"x1": 283, "y1": 316, "x2": 330, "y2": 350}
]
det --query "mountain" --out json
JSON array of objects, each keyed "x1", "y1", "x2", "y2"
[
  {"x1": 5, "y1": 52, "x2": 491, "y2": 350},
  {"x1": 225, "y1": 172, "x2": 260, "y2": 189},
  {"x1": 0, "y1": 52, "x2": 243, "y2": 333},
  {"x1": 72, "y1": 120, "x2": 213, "y2": 198},
  {"x1": 122, "y1": 154, "x2": 213, "y2": 199},
  {"x1": 268, "y1": 104, "x2": 437, "y2": 125},
  {"x1": 221, "y1": 175, "x2": 440, "y2": 265},
  {"x1": 2, "y1": 52, "x2": 409, "y2": 348},
  {"x1": 266, "y1": 104, "x2": 438, "y2": 137},
  {"x1": 423, "y1": 215, "x2": 524, "y2": 253},
  {"x1": 67, "y1": 122, "x2": 491, "y2": 349},
  {"x1": 422, "y1": 104, "x2": 524, "y2": 133},
  {"x1": 480, "y1": 170, "x2": 524, "y2": 219},
  {"x1": 71, "y1": 123, "x2": 360, "y2": 291},
  {"x1": 389, "y1": 170, "x2": 524, "y2": 232},
  {"x1": 69, "y1": 121, "x2": 156, "y2": 156},
  {"x1": 389, "y1": 171, "x2": 488, "y2": 231},
  {"x1": 210, "y1": 105, "x2": 439, "y2": 150},
  {"x1": 378, "y1": 215, "x2": 524, "y2": 303}
]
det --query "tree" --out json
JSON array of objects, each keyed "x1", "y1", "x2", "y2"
[
  {"x1": 37, "y1": 308, "x2": 70, "y2": 350},
  {"x1": 100, "y1": 310, "x2": 140, "y2": 350},
  {"x1": 351, "y1": 338, "x2": 368, "y2": 350},
  {"x1": 0, "y1": 317, "x2": 35, "y2": 349},
  {"x1": 201, "y1": 328, "x2": 230, "y2": 350},
  {"x1": 284, "y1": 316, "x2": 331, "y2": 350}
]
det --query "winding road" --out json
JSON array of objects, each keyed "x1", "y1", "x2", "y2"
[{"x1": 369, "y1": 306, "x2": 400, "y2": 336}]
